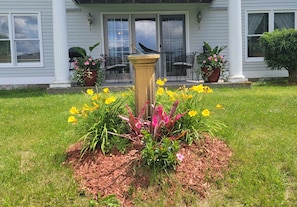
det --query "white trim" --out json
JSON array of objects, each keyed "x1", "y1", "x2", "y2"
[
  {"x1": 244, "y1": 69, "x2": 288, "y2": 78},
  {"x1": 0, "y1": 76, "x2": 54, "y2": 85}
]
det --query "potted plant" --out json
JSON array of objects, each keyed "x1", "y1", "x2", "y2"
[
  {"x1": 72, "y1": 42, "x2": 104, "y2": 86},
  {"x1": 197, "y1": 42, "x2": 227, "y2": 83}
]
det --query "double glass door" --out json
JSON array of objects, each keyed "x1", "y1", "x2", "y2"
[{"x1": 104, "y1": 14, "x2": 186, "y2": 81}]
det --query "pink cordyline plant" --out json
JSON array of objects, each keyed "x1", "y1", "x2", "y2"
[
  {"x1": 151, "y1": 100, "x2": 186, "y2": 140},
  {"x1": 119, "y1": 100, "x2": 187, "y2": 142}
]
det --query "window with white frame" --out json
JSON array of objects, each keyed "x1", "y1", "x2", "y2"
[
  {"x1": 0, "y1": 13, "x2": 42, "y2": 66},
  {"x1": 247, "y1": 11, "x2": 295, "y2": 58}
]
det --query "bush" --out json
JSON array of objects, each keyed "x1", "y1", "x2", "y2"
[{"x1": 260, "y1": 28, "x2": 297, "y2": 82}]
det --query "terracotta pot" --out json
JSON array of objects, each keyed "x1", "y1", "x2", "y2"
[
  {"x1": 201, "y1": 67, "x2": 220, "y2": 83},
  {"x1": 84, "y1": 70, "x2": 97, "y2": 86}
]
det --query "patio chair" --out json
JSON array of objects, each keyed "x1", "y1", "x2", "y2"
[
  {"x1": 68, "y1": 47, "x2": 86, "y2": 71},
  {"x1": 172, "y1": 52, "x2": 196, "y2": 81},
  {"x1": 103, "y1": 55, "x2": 130, "y2": 83}
]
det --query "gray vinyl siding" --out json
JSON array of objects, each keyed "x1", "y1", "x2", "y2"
[{"x1": 0, "y1": 0, "x2": 54, "y2": 82}]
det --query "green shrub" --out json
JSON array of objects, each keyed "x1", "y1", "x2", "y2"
[
  {"x1": 141, "y1": 132, "x2": 180, "y2": 174},
  {"x1": 260, "y1": 28, "x2": 297, "y2": 82}
]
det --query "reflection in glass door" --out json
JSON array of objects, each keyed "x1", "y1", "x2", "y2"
[
  {"x1": 105, "y1": 16, "x2": 130, "y2": 58},
  {"x1": 133, "y1": 15, "x2": 159, "y2": 76},
  {"x1": 104, "y1": 16, "x2": 130, "y2": 82},
  {"x1": 134, "y1": 17, "x2": 157, "y2": 52},
  {"x1": 160, "y1": 15, "x2": 186, "y2": 78}
]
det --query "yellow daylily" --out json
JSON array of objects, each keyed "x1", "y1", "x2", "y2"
[
  {"x1": 181, "y1": 93, "x2": 193, "y2": 100},
  {"x1": 188, "y1": 110, "x2": 198, "y2": 117},
  {"x1": 92, "y1": 102, "x2": 99, "y2": 110},
  {"x1": 69, "y1": 106, "x2": 80, "y2": 114},
  {"x1": 68, "y1": 116, "x2": 78, "y2": 123},
  {"x1": 92, "y1": 94, "x2": 100, "y2": 101},
  {"x1": 189, "y1": 84, "x2": 204, "y2": 93},
  {"x1": 156, "y1": 78, "x2": 166, "y2": 86},
  {"x1": 82, "y1": 103, "x2": 92, "y2": 112},
  {"x1": 156, "y1": 87, "x2": 165, "y2": 95},
  {"x1": 86, "y1": 89, "x2": 94, "y2": 95},
  {"x1": 216, "y1": 104, "x2": 224, "y2": 109},
  {"x1": 166, "y1": 90, "x2": 177, "y2": 101},
  {"x1": 105, "y1": 96, "x2": 116, "y2": 105},
  {"x1": 201, "y1": 109, "x2": 210, "y2": 117},
  {"x1": 203, "y1": 86, "x2": 213, "y2": 93},
  {"x1": 103, "y1": 88, "x2": 109, "y2": 93}
]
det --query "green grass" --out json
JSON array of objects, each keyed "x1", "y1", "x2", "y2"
[{"x1": 0, "y1": 83, "x2": 297, "y2": 206}]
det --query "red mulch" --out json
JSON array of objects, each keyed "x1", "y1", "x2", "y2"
[{"x1": 65, "y1": 135, "x2": 232, "y2": 206}]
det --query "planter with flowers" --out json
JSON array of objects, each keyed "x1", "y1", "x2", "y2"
[
  {"x1": 197, "y1": 42, "x2": 227, "y2": 83},
  {"x1": 71, "y1": 43, "x2": 104, "y2": 86}
]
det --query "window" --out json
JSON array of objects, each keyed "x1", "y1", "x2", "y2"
[
  {"x1": 247, "y1": 13, "x2": 268, "y2": 57},
  {"x1": 274, "y1": 12, "x2": 295, "y2": 29},
  {"x1": 247, "y1": 11, "x2": 296, "y2": 59},
  {"x1": 0, "y1": 13, "x2": 42, "y2": 66},
  {"x1": 106, "y1": 17, "x2": 130, "y2": 58},
  {"x1": 0, "y1": 15, "x2": 11, "y2": 63}
]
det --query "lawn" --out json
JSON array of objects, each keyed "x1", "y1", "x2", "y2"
[{"x1": 0, "y1": 82, "x2": 296, "y2": 206}]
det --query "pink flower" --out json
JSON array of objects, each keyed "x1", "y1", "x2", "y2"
[
  {"x1": 220, "y1": 55, "x2": 224, "y2": 59},
  {"x1": 203, "y1": 60, "x2": 206, "y2": 64},
  {"x1": 214, "y1": 58, "x2": 218, "y2": 62},
  {"x1": 213, "y1": 54, "x2": 217, "y2": 58},
  {"x1": 84, "y1": 61, "x2": 90, "y2": 66},
  {"x1": 176, "y1": 153, "x2": 184, "y2": 162},
  {"x1": 92, "y1": 62, "x2": 96, "y2": 66},
  {"x1": 208, "y1": 56, "x2": 212, "y2": 61}
]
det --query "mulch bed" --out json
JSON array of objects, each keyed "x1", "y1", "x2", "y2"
[{"x1": 65, "y1": 135, "x2": 232, "y2": 206}]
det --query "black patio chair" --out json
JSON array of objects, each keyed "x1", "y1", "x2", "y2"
[
  {"x1": 103, "y1": 55, "x2": 130, "y2": 83},
  {"x1": 68, "y1": 47, "x2": 86, "y2": 71},
  {"x1": 172, "y1": 52, "x2": 196, "y2": 81}
]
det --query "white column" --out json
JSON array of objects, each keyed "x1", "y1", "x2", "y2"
[
  {"x1": 50, "y1": 0, "x2": 71, "y2": 88},
  {"x1": 228, "y1": 0, "x2": 247, "y2": 82}
]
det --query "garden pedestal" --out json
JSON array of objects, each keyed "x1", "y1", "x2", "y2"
[{"x1": 128, "y1": 54, "x2": 160, "y2": 118}]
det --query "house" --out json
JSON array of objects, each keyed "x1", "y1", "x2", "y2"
[{"x1": 1, "y1": 0, "x2": 295, "y2": 88}]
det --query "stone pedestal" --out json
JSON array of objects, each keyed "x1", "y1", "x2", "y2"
[{"x1": 128, "y1": 54, "x2": 160, "y2": 117}]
